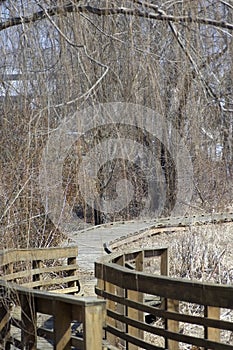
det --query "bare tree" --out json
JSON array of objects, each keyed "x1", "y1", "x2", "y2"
[{"x1": 0, "y1": 0, "x2": 233, "y2": 247}]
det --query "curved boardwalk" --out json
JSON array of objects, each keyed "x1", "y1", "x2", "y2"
[
  {"x1": 71, "y1": 218, "x2": 158, "y2": 271},
  {"x1": 71, "y1": 212, "x2": 233, "y2": 272}
]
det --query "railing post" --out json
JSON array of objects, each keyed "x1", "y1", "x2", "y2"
[
  {"x1": 115, "y1": 255, "x2": 126, "y2": 349},
  {"x1": 204, "y1": 305, "x2": 220, "y2": 346},
  {"x1": 160, "y1": 248, "x2": 169, "y2": 276},
  {"x1": 166, "y1": 299, "x2": 179, "y2": 350},
  {"x1": 21, "y1": 294, "x2": 37, "y2": 350},
  {"x1": 67, "y1": 256, "x2": 77, "y2": 290},
  {"x1": 0, "y1": 297, "x2": 11, "y2": 350},
  {"x1": 32, "y1": 260, "x2": 42, "y2": 289},
  {"x1": 160, "y1": 248, "x2": 169, "y2": 310},
  {"x1": 83, "y1": 303, "x2": 105, "y2": 350},
  {"x1": 105, "y1": 281, "x2": 117, "y2": 345},
  {"x1": 127, "y1": 251, "x2": 144, "y2": 350},
  {"x1": 53, "y1": 300, "x2": 71, "y2": 350}
]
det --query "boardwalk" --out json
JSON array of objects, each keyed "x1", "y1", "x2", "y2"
[
  {"x1": 72, "y1": 213, "x2": 233, "y2": 272},
  {"x1": 71, "y1": 212, "x2": 233, "y2": 272},
  {"x1": 71, "y1": 218, "x2": 157, "y2": 271}
]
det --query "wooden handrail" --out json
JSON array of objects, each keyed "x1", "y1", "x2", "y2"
[
  {"x1": 0, "y1": 246, "x2": 106, "y2": 349},
  {"x1": 0, "y1": 246, "x2": 78, "y2": 266},
  {"x1": 0, "y1": 279, "x2": 105, "y2": 350},
  {"x1": 0, "y1": 246, "x2": 80, "y2": 293},
  {"x1": 95, "y1": 247, "x2": 233, "y2": 350}
]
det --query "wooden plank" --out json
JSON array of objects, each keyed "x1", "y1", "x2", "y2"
[
  {"x1": 0, "y1": 247, "x2": 78, "y2": 266},
  {"x1": 127, "y1": 251, "x2": 144, "y2": 350},
  {"x1": 205, "y1": 306, "x2": 220, "y2": 344},
  {"x1": 2, "y1": 264, "x2": 80, "y2": 281},
  {"x1": 160, "y1": 248, "x2": 169, "y2": 310},
  {"x1": 83, "y1": 304, "x2": 105, "y2": 350},
  {"x1": 32, "y1": 260, "x2": 42, "y2": 289},
  {"x1": 0, "y1": 300, "x2": 11, "y2": 349},
  {"x1": 144, "y1": 247, "x2": 168, "y2": 259},
  {"x1": 20, "y1": 294, "x2": 37, "y2": 349},
  {"x1": 96, "y1": 287, "x2": 233, "y2": 331},
  {"x1": 106, "y1": 312, "x2": 233, "y2": 350},
  {"x1": 53, "y1": 301, "x2": 71, "y2": 350},
  {"x1": 67, "y1": 256, "x2": 77, "y2": 289},
  {"x1": 52, "y1": 286, "x2": 80, "y2": 294},
  {"x1": 22, "y1": 275, "x2": 79, "y2": 288},
  {"x1": 166, "y1": 299, "x2": 179, "y2": 350},
  {"x1": 0, "y1": 281, "x2": 105, "y2": 308},
  {"x1": 160, "y1": 248, "x2": 169, "y2": 276},
  {"x1": 105, "y1": 281, "x2": 117, "y2": 346},
  {"x1": 106, "y1": 324, "x2": 163, "y2": 350},
  {"x1": 110, "y1": 247, "x2": 168, "y2": 265},
  {"x1": 95, "y1": 262, "x2": 233, "y2": 308},
  {"x1": 115, "y1": 254, "x2": 126, "y2": 349}
]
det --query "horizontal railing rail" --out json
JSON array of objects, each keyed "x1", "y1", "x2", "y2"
[
  {"x1": 95, "y1": 247, "x2": 233, "y2": 350},
  {"x1": 0, "y1": 279, "x2": 105, "y2": 350},
  {"x1": 0, "y1": 246, "x2": 80, "y2": 294}
]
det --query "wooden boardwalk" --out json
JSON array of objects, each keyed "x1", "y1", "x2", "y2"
[
  {"x1": 71, "y1": 218, "x2": 159, "y2": 272},
  {"x1": 71, "y1": 213, "x2": 233, "y2": 272},
  {"x1": 70, "y1": 211, "x2": 233, "y2": 273}
]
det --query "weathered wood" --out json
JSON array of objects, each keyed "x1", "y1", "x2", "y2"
[
  {"x1": 32, "y1": 260, "x2": 42, "y2": 289},
  {"x1": 106, "y1": 311, "x2": 233, "y2": 350},
  {"x1": 0, "y1": 246, "x2": 78, "y2": 266},
  {"x1": 160, "y1": 248, "x2": 169, "y2": 276},
  {"x1": 21, "y1": 294, "x2": 37, "y2": 350},
  {"x1": 22, "y1": 274, "x2": 79, "y2": 288},
  {"x1": 106, "y1": 324, "x2": 164, "y2": 350},
  {"x1": 2, "y1": 263, "x2": 80, "y2": 282},
  {"x1": 105, "y1": 281, "x2": 117, "y2": 345},
  {"x1": 205, "y1": 306, "x2": 220, "y2": 344},
  {"x1": 127, "y1": 251, "x2": 144, "y2": 350},
  {"x1": 54, "y1": 301, "x2": 71, "y2": 350},
  {"x1": 0, "y1": 300, "x2": 11, "y2": 349},
  {"x1": 0, "y1": 280, "x2": 106, "y2": 350},
  {"x1": 52, "y1": 286, "x2": 80, "y2": 294},
  {"x1": 0, "y1": 247, "x2": 80, "y2": 294},
  {"x1": 67, "y1": 256, "x2": 77, "y2": 289},
  {"x1": 83, "y1": 304, "x2": 105, "y2": 350},
  {"x1": 95, "y1": 262, "x2": 233, "y2": 308},
  {"x1": 96, "y1": 247, "x2": 233, "y2": 350},
  {"x1": 166, "y1": 299, "x2": 179, "y2": 350},
  {"x1": 96, "y1": 287, "x2": 233, "y2": 331},
  {"x1": 115, "y1": 254, "x2": 126, "y2": 349}
]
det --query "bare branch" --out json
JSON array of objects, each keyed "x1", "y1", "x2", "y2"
[{"x1": 0, "y1": 3, "x2": 233, "y2": 32}]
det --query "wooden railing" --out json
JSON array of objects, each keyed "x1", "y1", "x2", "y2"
[
  {"x1": 0, "y1": 246, "x2": 80, "y2": 294},
  {"x1": 95, "y1": 247, "x2": 233, "y2": 350},
  {"x1": 0, "y1": 280, "x2": 105, "y2": 350},
  {"x1": 0, "y1": 247, "x2": 106, "y2": 349}
]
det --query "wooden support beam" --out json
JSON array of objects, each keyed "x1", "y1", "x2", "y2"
[
  {"x1": 115, "y1": 255, "x2": 126, "y2": 349},
  {"x1": 53, "y1": 300, "x2": 71, "y2": 350},
  {"x1": 166, "y1": 299, "x2": 179, "y2": 350},
  {"x1": 105, "y1": 281, "x2": 117, "y2": 346},
  {"x1": 67, "y1": 256, "x2": 77, "y2": 290},
  {"x1": 83, "y1": 303, "x2": 105, "y2": 350},
  {"x1": 21, "y1": 294, "x2": 37, "y2": 350},
  {"x1": 127, "y1": 251, "x2": 144, "y2": 350},
  {"x1": 0, "y1": 300, "x2": 11, "y2": 350},
  {"x1": 32, "y1": 260, "x2": 42, "y2": 289},
  {"x1": 204, "y1": 305, "x2": 220, "y2": 346}
]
